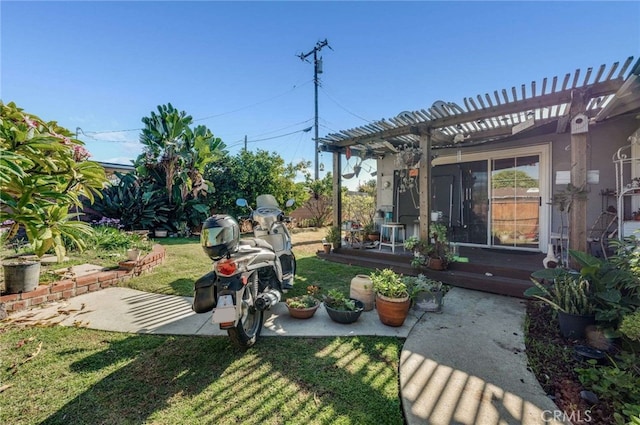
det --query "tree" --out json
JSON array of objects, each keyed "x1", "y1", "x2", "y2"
[
  {"x1": 492, "y1": 170, "x2": 538, "y2": 189},
  {"x1": 0, "y1": 101, "x2": 107, "y2": 258},
  {"x1": 205, "y1": 149, "x2": 308, "y2": 218},
  {"x1": 301, "y1": 171, "x2": 334, "y2": 227},
  {"x1": 134, "y1": 103, "x2": 226, "y2": 231}
]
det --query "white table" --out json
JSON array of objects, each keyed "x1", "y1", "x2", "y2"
[{"x1": 379, "y1": 223, "x2": 406, "y2": 253}]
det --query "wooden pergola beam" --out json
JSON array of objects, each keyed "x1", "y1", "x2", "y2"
[{"x1": 328, "y1": 79, "x2": 623, "y2": 148}]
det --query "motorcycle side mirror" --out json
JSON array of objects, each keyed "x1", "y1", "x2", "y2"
[
  {"x1": 285, "y1": 199, "x2": 295, "y2": 208},
  {"x1": 236, "y1": 198, "x2": 248, "y2": 207}
]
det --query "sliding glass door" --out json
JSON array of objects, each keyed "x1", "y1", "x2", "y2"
[
  {"x1": 394, "y1": 145, "x2": 547, "y2": 250},
  {"x1": 490, "y1": 155, "x2": 540, "y2": 248}
]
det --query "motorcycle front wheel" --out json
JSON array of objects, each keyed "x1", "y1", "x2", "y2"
[{"x1": 227, "y1": 286, "x2": 264, "y2": 348}]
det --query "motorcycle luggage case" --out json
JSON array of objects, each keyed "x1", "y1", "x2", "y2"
[{"x1": 192, "y1": 271, "x2": 217, "y2": 313}]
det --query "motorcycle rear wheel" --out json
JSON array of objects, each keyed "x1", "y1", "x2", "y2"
[{"x1": 227, "y1": 286, "x2": 263, "y2": 348}]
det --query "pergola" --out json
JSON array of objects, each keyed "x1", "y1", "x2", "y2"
[{"x1": 319, "y1": 56, "x2": 640, "y2": 253}]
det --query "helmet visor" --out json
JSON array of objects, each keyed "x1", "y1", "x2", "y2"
[{"x1": 201, "y1": 226, "x2": 232, "y2": 247}]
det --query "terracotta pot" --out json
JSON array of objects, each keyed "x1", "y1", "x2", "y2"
[
  {"x1": 287, "y1": 302, "x2": 320, "y2": 319},
  {"x1": 367, "y1": 233, "x2": 380, "y2": 241},
  {"x1": 375, "y1": 294, "x2": 410, "y2": 327},
  {"x1": 427, "y1": 257, "x2": 445, "y2": 270},
  {"x1": 323, "y1": 244, "x2": 331, "y2": 254}
]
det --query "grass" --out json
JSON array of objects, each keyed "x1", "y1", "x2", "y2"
[{"x1": 1, "y1": 229, "x2": 405, "y2": 424}]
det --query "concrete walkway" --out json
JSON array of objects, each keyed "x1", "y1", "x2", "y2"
[{"x1": 6, "y1": 286, "x2": 564, "y2": 425}]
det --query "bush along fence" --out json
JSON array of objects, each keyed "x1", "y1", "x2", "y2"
[{"x1": 0, "y1": 244, "x2": 166, "y2": 315}]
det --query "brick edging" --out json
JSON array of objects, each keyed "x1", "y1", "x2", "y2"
[{"x1": 0, "y1": 244, "x2": 166, "y2": 315}]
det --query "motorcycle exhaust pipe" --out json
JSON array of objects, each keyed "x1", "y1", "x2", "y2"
[{"x1": 254, "y1": 289, "x2": 281, "y2": 311}]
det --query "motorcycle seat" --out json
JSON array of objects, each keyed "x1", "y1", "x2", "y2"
[{"x1": 239, "y1": 238, "x2": 274, "y2": 251}]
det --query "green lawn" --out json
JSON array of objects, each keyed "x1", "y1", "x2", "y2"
[{"x1": 0, "y1": 236, "x2": 405, "y2": 425}]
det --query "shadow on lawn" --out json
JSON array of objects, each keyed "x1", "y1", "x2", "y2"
[{"x1": 41, "y1": 335, "x2": 403, "y2": 424}]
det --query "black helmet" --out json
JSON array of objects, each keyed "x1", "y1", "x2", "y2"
[{"x1": 201, "y1": 215, "x2": 240, "y2": 260}]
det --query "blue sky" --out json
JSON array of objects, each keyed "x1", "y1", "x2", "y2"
[{"x1": 2, "y1": 1, "x2": 639, "y2": 188}]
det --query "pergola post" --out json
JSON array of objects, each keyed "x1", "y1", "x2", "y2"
[
  {"x1": 332, "y1": 151, "x2": 342, "y2": 248},
  {"x1": 418, "y1": 131, "x2": 432, "y2": 241},
  {"x1": 569, "y1": 90, "x2": 588, "y2": 256}
]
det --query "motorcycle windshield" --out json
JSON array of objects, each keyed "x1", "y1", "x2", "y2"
[{"x1": 256, "y1": 194, "x2": 279, "y2": 209}]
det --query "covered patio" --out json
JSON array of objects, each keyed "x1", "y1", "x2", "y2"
[{"x1": 320, "y1": 57, "x2": 639, "y2": 252}]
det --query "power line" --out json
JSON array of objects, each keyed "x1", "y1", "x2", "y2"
[
  {"x1": 193, "y1": 80, "x2": 313, "y2": 122},
  {"x1": 319, "y1": 85, "x2": 372, "y2": 123},
  {"x1": 81, "y1": 81, "x2": 313, "y2": 136}
]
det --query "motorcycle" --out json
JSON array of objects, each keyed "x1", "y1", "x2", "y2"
[{"x1": 192, "y1": 195, "x2": 295, "y2": 348}]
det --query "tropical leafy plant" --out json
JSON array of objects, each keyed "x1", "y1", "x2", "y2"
[
  {"x1": 0, "y1": 101, "x2": 107, "y2": 259},
  {"x1": 90, "y1": 173, "x2": 171, "y2": 230},
  {"x1": 135, "y1": 103, "x2": 226, "y2": 231}
]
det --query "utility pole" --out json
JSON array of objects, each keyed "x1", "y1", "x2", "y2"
[{"x1": 298, "y1": 39, "x2": 331, "y2": 180}]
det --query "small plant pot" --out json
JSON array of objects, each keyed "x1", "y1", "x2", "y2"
[
  {"x1": 426, "y1": 257, "x2": 445, "y2": 270},
  {"x1": 126, "y1": 249, "x2": 141, "y2": 261},
  {"x1": 287, "y1": 302, "x2": 320, "y2": 319},
  {"x1": 324, "y1": 299, "x2": 364, "y2": 324},
  {"x1": 557, "y1": 311, "x2": 596, "y2": 339},
  {"x1": 322, "y1": 244, "x2": 331, "y2": 254},
  {"x1": 413, "y1": 290, "x2": 444, "y2": 313}
]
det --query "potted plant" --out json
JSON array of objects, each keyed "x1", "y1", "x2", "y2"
[
  {"x1": 370, "y1": 268, "x2": 411, "y2": 327},
  {"x1": 285, "y1": 285, "x2": 321, "y2": 319},
  {"x1": 405, "y1": 274, "x2": 451, "y2": 313},
  {"x1": 403, "y1": 236, "x2": 426, "y2": 255},
  {"x1": 362, "y1": 221, "x2": 377, "y2": 242},
  {"x1": 325, "y1": 226, "x2": 342, "y2": 251},
  {"x1": 0, "y1": 102, "x2": 107, "y2": 293},
  {"x1": 524, "y1": 268, "x2": 596, "y2": 339},
  {"x1": 323, "y1": 288, "x2": 364, "y2": 324}
]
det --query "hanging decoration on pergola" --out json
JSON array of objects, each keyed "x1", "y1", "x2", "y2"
[{"x1": 395, "y1": 144, "x2": 422, "y2": 169}]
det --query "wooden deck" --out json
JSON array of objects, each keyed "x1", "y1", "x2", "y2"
[{"x1": 316, "y1": 245, "x2": 546, "y2": 298}]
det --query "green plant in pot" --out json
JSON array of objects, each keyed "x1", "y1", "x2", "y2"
[
  {"x1": 404, "y1": 274, "x2": 451, "y2": 313},
  {"x1": 323, "y1": 288, "x2": 364, "y2": 324},
  {"x1": 286, "y1": 285, "x2": 321, "y2": 319},
  {"x1": 370, "y1": 268, "x2": 411, "y2": 327},
  {"x1": 325, "y1": 226, "x2": 342, "y2": 251},
  {"x1": 0, "y1": 102, "x2": 108, "y2": 293},
  {"x1": 525, "y1": 267, "x2": 596, "y2": 339}
]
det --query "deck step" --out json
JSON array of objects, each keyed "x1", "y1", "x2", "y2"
[{"x1": 317, "y1": 249, "x2": 535, "y2": 299}]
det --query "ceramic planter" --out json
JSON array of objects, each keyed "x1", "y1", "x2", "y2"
[
  {"x1": 324, "y1": 299, "x2": 364, "y2": 324},
  {"x1": 287, "y1": 302, "x2": 320, "y2": 319},
  {"x1": 375, "y1": 294, "x2": 410, "y2": 327},
  {"x1": 350, "y1": 275, "x2": 375, "y2": 311}
]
